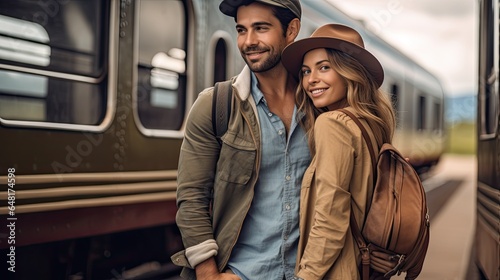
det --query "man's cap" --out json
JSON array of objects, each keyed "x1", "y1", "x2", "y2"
[{"x1": 219, "y1": 0, "x2": 301, "y2": 19}]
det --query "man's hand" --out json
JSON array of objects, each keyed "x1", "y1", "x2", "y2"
[
  {"x1": 207, "y1": 273, "x2": 241, "y2": 280},
  {"x1": 195, "y1": 258, "x2": 241, "y2": 280}
]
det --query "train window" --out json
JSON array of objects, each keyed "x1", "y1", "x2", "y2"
[
  {"x1": 433, "y1": 101, "x2": 442, "y2": 132},
  {"x1": 390, "y1": 84, "x2": 399, "y2": 110},
  {"x1": 136, "y1": 0, "x2": 186, "y2": 132},
  {"x1": 417, "y1": 95, "x2": 426, "y2": 130},
  {"x1": 390, "y1": 83, "x2": 400, "y2": 127},
  {"x1": 0, "y1": 0, "x2": 110, "y2": 127},
  {"x1": 482, "y1": 72, "x2": 499, "y2": 136},
  {"x1": 214, "y1": 39, "x2": 228, "y2": 84},
  {"x1": 479, "y1": 0, "x2": 499, "y2": 137}
]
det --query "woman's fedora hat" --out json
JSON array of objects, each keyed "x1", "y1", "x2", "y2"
[{"x1": 282, "y1": 24, "x2": 384, "y2": 87}]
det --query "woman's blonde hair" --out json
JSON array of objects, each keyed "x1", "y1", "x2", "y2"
[{"x1": 296, "y1": 49, "x2": 396, "y2": 156}]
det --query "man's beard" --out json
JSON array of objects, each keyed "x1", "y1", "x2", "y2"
[{"x1": 242, "y1": 49, "x2": 281, "y2": 73}]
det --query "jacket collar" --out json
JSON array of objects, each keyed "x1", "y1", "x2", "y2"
[{"x1": 233, "y1": 65, "x2": 252, "y2": 101}]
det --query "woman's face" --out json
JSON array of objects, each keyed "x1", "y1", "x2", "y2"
[{"x1": 301, "y1": 48, "x2": 347, "y2": 111}]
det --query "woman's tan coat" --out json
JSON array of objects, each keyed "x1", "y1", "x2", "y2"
[{"x1": 296, "y1": 109, "x2": 377, "y2": 280}]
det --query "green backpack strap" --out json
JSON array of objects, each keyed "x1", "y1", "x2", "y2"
[{"x1": 212, "y1": 80, "x2": 233, "y2": 144}]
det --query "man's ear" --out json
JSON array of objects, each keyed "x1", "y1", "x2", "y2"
[{"x1": 286, "y1": 18, "x2": 301, "y2": 43}]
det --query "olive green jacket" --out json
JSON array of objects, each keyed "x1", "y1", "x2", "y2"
[{"x1": 171, "y1": 66, "x2": 261, "y2": 279}]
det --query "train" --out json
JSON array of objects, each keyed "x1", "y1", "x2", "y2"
[
  {"x1": 473, "y1": 0, "x2": 500, "y2": 279},
  {"x1": 0, "y1": 0, "x2": 445, "y2": 279}
]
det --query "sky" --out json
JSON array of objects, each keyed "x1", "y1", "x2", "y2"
[{"x1": 326, "y1": 0, "x2": 478, "y2": 97}]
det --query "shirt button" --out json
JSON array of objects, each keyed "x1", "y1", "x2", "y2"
[
  {"x1": 285, "y1": 175, "x2": 291, "y2": 180},
  {"x1": 285, "y1": 204, "x2": 290, "y2": 210},
  {"x1": 284, "y1": 235, "x2": 288, "y2": 240},
  {"x1": 278, "y1": 130, "x2": 283, "y2": 135},
  {"x1": 268, "y1": 112, "x2": 273, "y2": 117}
]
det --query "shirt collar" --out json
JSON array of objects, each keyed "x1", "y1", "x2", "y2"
[
  {"x1": 249, "y1": 71, "x2": 305, "y2": 122},
  {"x1": 250, "y1": 72, "x2": 265, "y2": 105}
]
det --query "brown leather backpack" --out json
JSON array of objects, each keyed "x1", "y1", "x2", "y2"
[{"x1": 340, "y1": 109, "x2": 430, "y2": 280}]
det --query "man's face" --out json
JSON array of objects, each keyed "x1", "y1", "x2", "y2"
[{"x1": 235, "y1": 2, "x2": 287, "y2": 73}]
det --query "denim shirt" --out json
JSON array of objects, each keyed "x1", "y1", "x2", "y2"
[{"x1": 227, "y1": 73, "x2": 310, "y2": 280}]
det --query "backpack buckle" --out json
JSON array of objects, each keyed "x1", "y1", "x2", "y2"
[
  {"x1": 359, "y1": 247, "x2": 370, "y2": 264},
  {"x1": 385, "y1": 254, "x2": 405, "y2": 277}
]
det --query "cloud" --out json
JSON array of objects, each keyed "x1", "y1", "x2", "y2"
[
  {"x1": 405, "y1": 0, "x2": 473, "y2": 17},
  {"x1": 326, "y1": 0, "x2": 477, "y2": 96}
]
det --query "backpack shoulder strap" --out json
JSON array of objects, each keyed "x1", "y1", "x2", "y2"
[
  {"x1": 338, "y1": 108, "x2": 376, "y2": 280},
  {"x1": 338, "y1": 109, "x2": 377, "y2": 175},
  {"x1": 212, "y1": 80, "x2": 233, "y2": 144}
]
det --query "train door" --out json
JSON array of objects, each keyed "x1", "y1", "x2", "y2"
[{"x1": 476, "y1": 0, "x2": 500, "y2": 279}]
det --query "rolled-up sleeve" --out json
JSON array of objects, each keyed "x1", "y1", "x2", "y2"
[{"x1": 175, "y1": 88, "x2": 220, "y2": 264}]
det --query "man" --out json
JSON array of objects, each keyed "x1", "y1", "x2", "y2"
[{"x1": 171, "y1": 1, "x2": 309, "y2": 279}]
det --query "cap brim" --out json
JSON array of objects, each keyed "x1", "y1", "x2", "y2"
[{"x1": 282, "y1": 37, "x2": 384, "y2": 87}]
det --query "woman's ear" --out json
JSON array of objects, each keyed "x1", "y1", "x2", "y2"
[{"x1": 286, "y1": 18, "x2": 301, "y2": 43}]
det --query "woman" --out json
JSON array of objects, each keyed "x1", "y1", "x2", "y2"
[{"x1": 282, "y1": 24, "x2": 396, "y2": 279}]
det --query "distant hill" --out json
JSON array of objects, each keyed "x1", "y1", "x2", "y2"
[{"x1": 445, "y1": 95, "x2": 476, "y2": 123}]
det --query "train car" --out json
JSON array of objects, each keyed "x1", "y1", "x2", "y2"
[
  {"x1": 474, "y1": 0, "x2": 500, "y2": 279},
  {"x1": 0, "y1": 0, "x2": 444, "y2": 279},
  {"x1": 297, "y1": 1, "x2": 445, "y2": 172}
]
